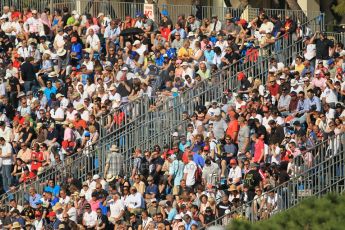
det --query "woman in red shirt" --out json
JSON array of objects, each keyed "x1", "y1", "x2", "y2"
[
  {"x1": 253, "y1": 134, "x2": 265, "y2": 163},
  {"x1": 30, "y1": 143, "x2": 44, "y2": 172}
]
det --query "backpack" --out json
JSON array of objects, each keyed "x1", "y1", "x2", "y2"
[
  {"x1": 194, "y1": 165, "x2": 203, "y2": 184},
  {"x1": 139, "y1": 156, "x2": 149, "y2": 177}
]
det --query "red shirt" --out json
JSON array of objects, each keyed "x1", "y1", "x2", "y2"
[
  {"x1": 226, "y1": 119, "x2": 239, "y2": 141},
  {"x1": 31, "y1": 151, "x2": 44, "y2": 171},
  {"x1": 253, "y1": 139, "x2": 264, "y2": 163},
  {"x1": 20, "y1": 171, "x2": 36, "y2": 183},
  {"x1": 268, "y1": 83, "x2": 280, "y2": 96},
  {"x1": 114, "y1": 112, "x2": 125, "y2": 126}
]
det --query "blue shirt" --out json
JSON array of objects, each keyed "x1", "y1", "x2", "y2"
[
  {"x1": 296, "y1": 99, "x2": 310, "y2": 113},
  {"x1": 169, "y1": 160, "x2": 185, "y2": 186},
  {"x1": 185, "y1": 220, "x2": 198, "y2": 230},
  {"x1": 145, "y1": 184, "x2": 158, "y2": 196},
  {"x1": 301, "y1": 66, "x2": 315, "y2": 77},
  {"x1": 71, "y1": 43, "x2": 83, "y2": 60},
  {"x1": 193, "y1": 153, "x2": 205, "y2": 167},
  {"x1": 307, "y1": 96, "x2": 321, "y2": 112},
  {"x1": 44, "y1": 185, "x2": 61, "y2": 197},
  {"x1": 99, "y1": 202, "x2": 108, "y2": 215},
  {"x1": 29, "y1": 194, "x2": 42, "y2": 208},
  {"x1": 44, "y1": 86, "x2": 57, "y2": 100},
  {"x1": 204, "y1": 50, "x2": 215, "y2": 62},
  {"x1": 170, "y1": 28, "x2": 187, "y2": 39},
  {"x1": 167, "y1": 208, "x2": 177, "y2": 221},
  {"x1": 155, "y1": 56, "x2": 164, "y2": 67}
]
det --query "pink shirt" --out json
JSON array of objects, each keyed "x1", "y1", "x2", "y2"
[
  {"x1": 63, "y1": 127, "x2": 74, "y2": 141},
  {"x1": 89, "y1": 199, "x2": 100, "y2": 211},
  {"x1": 311, "y1": 77, "x2": 326, "y2": 89}
]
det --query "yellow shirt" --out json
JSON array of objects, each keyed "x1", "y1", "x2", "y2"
[{"x1": 177, "y1": 47, "x2": 193, "y2": 59}]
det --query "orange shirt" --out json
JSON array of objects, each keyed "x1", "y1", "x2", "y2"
[
  {"x1": 73, "y1": 119, "x2": 87, "y2": 129},
  {"x1": 226, "y1": 119, "x2": 239, "y2": 141}
]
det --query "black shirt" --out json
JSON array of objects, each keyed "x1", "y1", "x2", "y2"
[
  {"x1": 315, "y1": 38, "x2": 334, "y2": 60},
  {"x1": 9, "y1": 76, "x2": 21, "y2": 92},
  {"x1": 216, "y1": 201, "x2": 231, "y2": 217},
  {"x1": 243, "y1": 169, "x2": 262, "y2": 191},
  {"x1": 223, "y1": 52, "x2": 241, "y2": 64},
  {"x1": 116, "y1": 81, "x2": 132, "y2": 97},
  {"x1": 21, "y1": 62, "x2": 36, "y2": 81},
  {"x1": 240, "y1": 79, "x2": 251, "y2": 92}
]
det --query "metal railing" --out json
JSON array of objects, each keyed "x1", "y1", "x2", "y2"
[
  {"x1": 98, "y1": 13, "x2": 323, "y2": 138},
  {"x1": 0, "y1": 15, "x2": 324, "y2": 203},
  {"x1": 0, "y1": 1, "x2": 321, "y2": 27},
  {"x1": 205, "y1": 134, "x2": 344, "y2": 228}
]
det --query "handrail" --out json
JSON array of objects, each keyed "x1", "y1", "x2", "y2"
[
  {"x1": 204, "y1": 135, "x2": 344, "y2": 228},
  {"x1": 0, "y1": 15, "x2": 324, "y2": 203}
]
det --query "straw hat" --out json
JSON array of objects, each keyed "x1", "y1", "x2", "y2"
[
  {"x1": 12, "y1": 222, "x2": 21, "y2": 229},
  {"x1": 76, "y1": 104, "x2": 84, "y2": 111},
  {"x1": 225, "y1": 13, "x2": 233, "y2": 20},
  {"x1": 228, "y1": 184, "x2": 237, "y2": 192},
  {"x1": 48, "y1": 72, "x2": 58, "y2": 78},
  {"x1": 57, "y1": 48, "x2": 67, "y2": 57},
  {"x1": 106, "y1": 174, "x2": 115, "y2": 182},
  {"x1": 52, "y1": 202, "x2": 63, "y2": 212}
]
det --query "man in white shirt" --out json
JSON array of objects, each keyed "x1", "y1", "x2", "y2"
[
  {"x1": 209, "y1": 15, "x2": 222, "y2": 33},
  {"x1": 82, "y1": 203, "x2": 97, "y2": 229},
  {"x1": 183, "y1": 154, "x2": 197, "y2": 187},
  {"x1": 259, "y1": 16, "x2": 274, "y2": 35},
  {"x1": 227, "y1": 159, "x2": 242, "y2": 187},
  {"x1": 108, "y1": 193, "x2": 125, "y2": 224},
  {"x1": 23, "y1": 10, "x2": 44, "y2": 36},
  {"x1": 85, "y1": 28, "x2": 100, "y2": 58},
  {"x1": 50, "y1": 101, "x2": 64, "y2": 125},
  {"x1": 104, "y1": 20, "x2": 121, "y2": 54},
  {"x1": 53, "y1": 28, "x2": 65, "y2": 50},
  {"x1": 0, "y1": 137, "x2": 12, "y2": 191},
  {"x1": 0, "y1": 121, "x2": 12, "y2": 142},
  {"x1": 125, "y1": 186, "x2": 143, "y2": 214},
  {"x1": 17, "y1": 39, "x2": 30, "y2": 59},
  {"x1": 108, "y1": 85, "x2": 122, "y2": 109}
]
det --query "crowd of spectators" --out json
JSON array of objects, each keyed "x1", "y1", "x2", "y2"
[{"x1": 0, "y1": 3, "x2": 343, "y2": 230}]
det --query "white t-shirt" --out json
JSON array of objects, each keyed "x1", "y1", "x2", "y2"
[
  {"x1": 109, "y1": 199, "x2": 125, "y2": 218},
  {"x1": 83, "y1": 211, "x2": 97, "y2": 227},
  {"x1": 86, "y1": 34, "x2": 100, "y2": 50},
  {"x1": 184, "y1": 161, "x2": 197, "y2": 187},
  {"x1": 1, "y1": 142, "x2": 12, "y2": 165},
  {"x1": 321, "y1": 87, "x2": 338, "y2": 104},
  {"x1": 304, "y1": 44, "x2": 316, "y2": 61},
  {"x1": 228, "y1": 166, "x2": 242, "y2": 181},
  {"x1": 50, "y1": 107, "x2": 64, "y2": 121}
]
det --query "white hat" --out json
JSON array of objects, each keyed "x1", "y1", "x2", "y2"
[
  {"x1": 56, "y1": 93, "x2": 64, "y2": 98},
  {"x1": 17, "y1": 92, "x2": 26, "y2": 98},
  {"x1": 279, "y1": 75, "x2": 286, "y2": 80},
  {"x1": 108, "y1": 85, "x2": 116, "y2": 91},
  {"x1": 174, "y1": 214, "x2": 182, "y2": 220},
  {"x1": 290, "y1": 79, "x2": 298, "y2": 87},
  {"x1": 172, "y1": 132, "x2": 178, "y2": 137},
  {"x1": 48, "y1": 72, "x2": 58, "y2": 78},
  {"x1": 121, "y1": 66, "x2": 128, "y2": 71},
  {"x1": 71, "y1": 10, "x2": 78, "y2": 15},
  {"x1": 92, "y1": 174, "x2": 100, "y2": 180},
  {"x1": 106, "y1": 174, "x2": 115, "y2": 182},
  {"x1": 76, "y1": 104, "x2": 85, "y2": 111},
  {"x1": 303, "y1": 77, "x2": 310, "y2": 82},
  {"x1": 31, "y1": 10, "x2": 38, "y2": 14},
  {"x1": 97, "y1": 12, "x2": 104, "y2": 18},
  {"x1": 188, "y1": 32, "x2": 195, "y2": 37},
  {"x1": 133, "y1": 40, "x2": 141, "y2": 46},
  {"x1": 57, "y1": 48, "x2": 66, "y2": 57},
  {"x1": 181, "y1": 62, "x2": 189, "y2": 67},
  {"x1": 171, "y1": 87, "x2": 178, "y2": 93}
]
